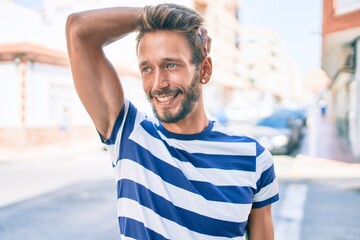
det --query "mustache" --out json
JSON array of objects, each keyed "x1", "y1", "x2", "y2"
[{"x1": 149, "y1": 88, "x2": 182, "y2": 97}]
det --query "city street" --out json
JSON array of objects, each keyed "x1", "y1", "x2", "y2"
[
  {"x1": 273, "y1": 108, "x2": 360, "y2": 240},
  {"x1": 0, "y1": 108, "x2": 360, "y2": 240},
  {"x1": 0, "y1": 0, "x2": 358, "y2": 239}
]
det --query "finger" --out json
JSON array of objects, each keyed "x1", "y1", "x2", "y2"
[
  {"x1": 198, "y1": 27, "x2": 211, "y2": 55},
  {"x1": 198, "y1": 26, "x2": 207, "y2": 42},
  {"x1": 206, "y1": 36, "x2": 212, "y2": 54}
]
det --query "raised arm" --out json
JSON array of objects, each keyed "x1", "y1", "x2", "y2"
[{"x1": 65, "y1": 7, "x2": 139, "y2": 140}]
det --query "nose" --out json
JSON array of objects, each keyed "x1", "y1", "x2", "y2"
[{"x1": 153, "y1": 69, "x2": 169, "y2": 90}]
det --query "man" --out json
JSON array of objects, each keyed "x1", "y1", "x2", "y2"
[{"x1": 66, "y1": 3, "x2": 279, "y2": 239}]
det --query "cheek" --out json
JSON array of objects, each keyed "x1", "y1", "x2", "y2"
[{"x1": 142, "y1": 78, "x2": 152, "y2": 94}]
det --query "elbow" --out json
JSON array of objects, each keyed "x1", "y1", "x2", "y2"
[
  {"x1": 66, "y1": 12, "x2": 82, "y2": 40},
  {"x1": 65, "y1": 12, "x2": 91, "y2": 43}
]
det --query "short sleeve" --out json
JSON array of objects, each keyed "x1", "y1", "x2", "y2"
[{"x1": 252, "y1": 147, "x2": 279, "y2": 208}]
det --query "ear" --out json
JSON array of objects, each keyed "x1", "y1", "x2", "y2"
[{"x1": 200, "y1": 56, "x2": 212, "y2": 84}]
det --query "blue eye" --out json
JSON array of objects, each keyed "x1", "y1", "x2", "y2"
[
  {"x1": 142, "y1": 67, "x2": 151, "y2": 73},
  {"x1": 166, "y1": 63, "x2": 176, "y2": 69}
]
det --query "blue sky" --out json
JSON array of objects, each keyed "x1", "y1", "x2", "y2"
[
  {"x1": 14, "y1": 0, "x2": 43, "y2": 8},
  {"x1": 240, "y1": 0, "x2": 323, "y2": 77}
]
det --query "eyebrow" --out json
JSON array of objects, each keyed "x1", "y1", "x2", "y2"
[
  {"x1": 163, "y1": 57, "x2": 182, "y2": 62},
  {"x1": 138, "y1": 57, "x2": 183, "y2": 68},
  {"x1": 138, "y1": 60, "x2": 149, "y2": 68}
]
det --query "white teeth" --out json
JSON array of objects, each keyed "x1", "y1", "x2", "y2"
[{"x1": 156, "y1": 95, "x2": 175, "y2": 103}]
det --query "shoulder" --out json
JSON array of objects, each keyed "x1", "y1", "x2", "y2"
[
  {"x1": 124, "y1": 100, "x2": 159, "y2": 125},
  {"x1": 103, "y1": 99, "x2": 158, "y2": 144},
  {"x1": 211, "y1": 122, "x2": 265, "y2": 150},
  {"x1": 197, "y1": 122, "x2": 269, "y2": 161}
]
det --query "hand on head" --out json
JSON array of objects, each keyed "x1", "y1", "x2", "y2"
[{"x1": 198, "y1": 26, "x2": 211, "y2": 57}]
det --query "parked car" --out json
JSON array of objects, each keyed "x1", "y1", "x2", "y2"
[
  {"x1": 243, "y1": 113, "x2": 302, "y2": 155},
  {"x1": 274, "y1": 107, "x2": 308, "y2": 127}
]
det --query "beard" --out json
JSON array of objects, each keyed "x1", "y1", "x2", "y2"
[{"x1": 147, "y1": 73, "x2": 201, "y2": 123}]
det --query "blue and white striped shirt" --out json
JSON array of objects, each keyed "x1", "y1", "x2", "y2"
[{"x1": 103, "y1": 100, "x2": 279, "y2": 240}]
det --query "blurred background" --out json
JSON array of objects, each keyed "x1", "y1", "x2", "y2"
[{"x1": 0, "y1": 0, "x2": 360, "y2": 239}]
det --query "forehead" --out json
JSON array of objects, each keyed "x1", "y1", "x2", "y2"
[{"x1": 137, "y1": 30, "x2": 192, "y2": 63}]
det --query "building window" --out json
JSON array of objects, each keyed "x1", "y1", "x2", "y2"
[{"x1": 333, "y1": 0, "x2": 360, "y2": 15}]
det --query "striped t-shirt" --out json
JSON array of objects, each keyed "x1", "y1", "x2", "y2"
[{"x1": 102, "y1": 100, "x2": 279, "y2": 240}]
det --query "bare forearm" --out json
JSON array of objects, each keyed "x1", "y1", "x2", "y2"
[{"x1": 66, "y1": 7, "x2": 139, "y2": 47}]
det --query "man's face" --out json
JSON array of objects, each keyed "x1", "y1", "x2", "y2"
[{"x1": 137, "y1": 30, "x2": 201, "y2": 123}]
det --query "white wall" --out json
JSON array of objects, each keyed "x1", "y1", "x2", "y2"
[
  {"x1": 0, "y1": 61, "x2": 92, "y2": 128},
  {"x1": 26, "y1": 62, "x2": 92, "y2": 128},
  {"x1": 0, "y1": 63, "x2": 22, "y2": 127}
]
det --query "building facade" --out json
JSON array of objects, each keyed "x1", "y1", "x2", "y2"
[
  {"x1": 237, "y1": 27, "x2": 299, "y2": 102},
  {"x1": 0, "y1": 43, "x2": 94, "y2": 147},
  {"x1": 322, "y1": 0, "x2": 360, "y2": 160},
  {"x1": 1, "y1": 0, "x2": 245, "y2": 146},
  {"x1": 2, "y1": 0, "x2": 304, "y2": 147},
  {"x1": 0, "y1": 2, "x2": 95, "y2": 147}
]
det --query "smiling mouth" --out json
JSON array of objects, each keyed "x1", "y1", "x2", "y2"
[
  {"x1": 151, "y1": 88, "x2": 181, "y2": 104},
  {"x1": 155, "y1": 92, "x2": 179, "y2": 103}
]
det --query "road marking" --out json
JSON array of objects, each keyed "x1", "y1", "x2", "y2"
[{"x1": 275, "y1": 183, "x2": 308, "y2": 240}]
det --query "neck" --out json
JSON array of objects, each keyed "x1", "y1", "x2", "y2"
[{"x1": 162, "y1": 109, "x2": 209, "y2": 135}]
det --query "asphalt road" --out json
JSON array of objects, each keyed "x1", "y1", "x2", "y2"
[
  {"x1": 0, "y1": 179, "x2": 118, "y2": 240},
  {"x1": 1, "y1": 177, "x2": 360, "y2": 240},
  {"x1": 274, "y1": 179, "x2": 360, "y2": 240}
]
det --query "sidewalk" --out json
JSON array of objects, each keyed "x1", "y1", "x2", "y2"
[
  {"x1": 0, "y1": 137, "x2": 103, "y2": 163},
  {"x1": 0, "y1": 138, "x2": 113, "y2": 208},
  {"x1": 274, "y1": 107, "x2": 360, "y2": 185},
  {"x1": 299, "y1": 107, "x2": 356, "y2": 163}
]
